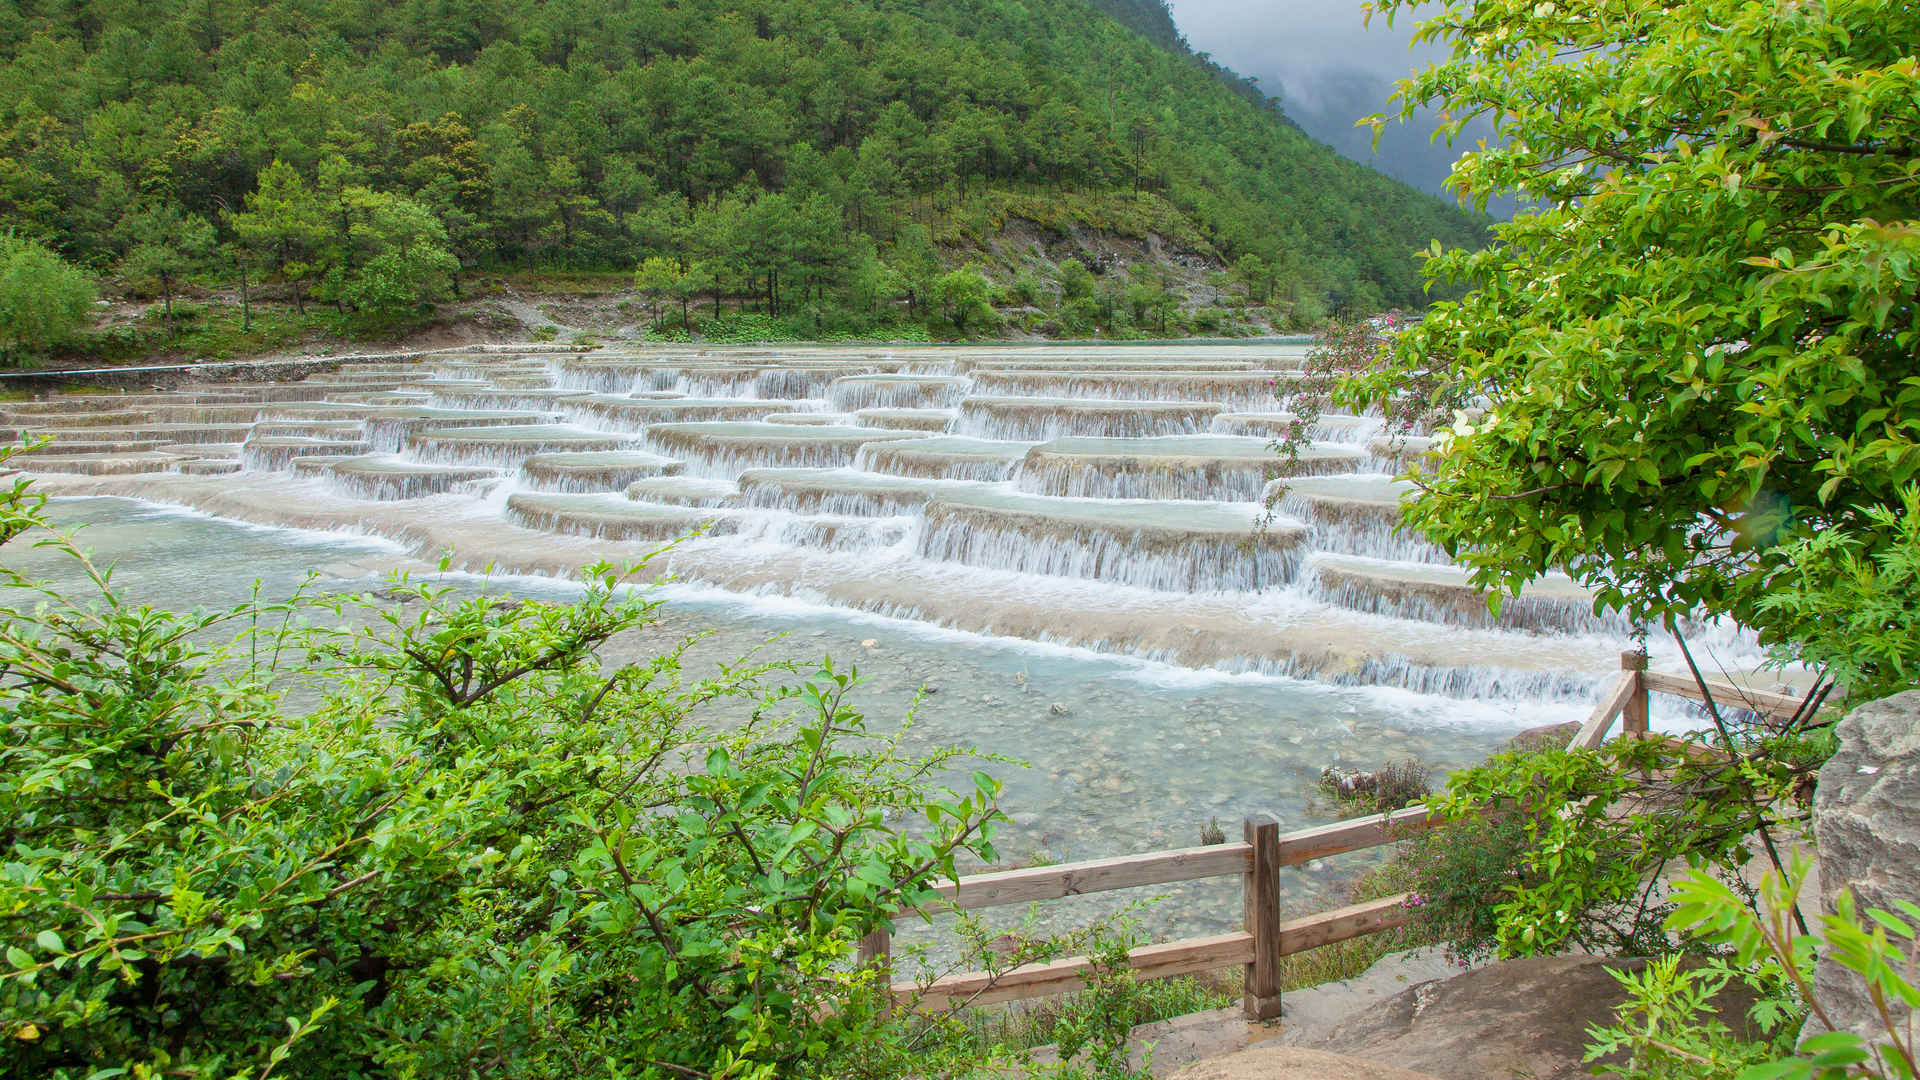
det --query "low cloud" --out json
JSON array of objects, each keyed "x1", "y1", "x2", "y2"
[{"x1": 1167, "y1": 0, "x2": 1513, "y2": 216}]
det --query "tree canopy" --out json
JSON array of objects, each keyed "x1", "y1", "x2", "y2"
[
  {"x1": 0, "y1": 233, "x2": 94, "y2": 363},
  {"x1": 1351, "y1": 0, "x2": 1920, "y2": 660},
  {"x1": 0, "y1": 0, "x2": 1484, "y2": 320}
]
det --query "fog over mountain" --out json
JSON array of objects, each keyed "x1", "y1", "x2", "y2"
[{"x1": 1166, "y1": 0, "x2": 1516, "y2": 218}]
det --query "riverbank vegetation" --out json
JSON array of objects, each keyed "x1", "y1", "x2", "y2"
[
  {"x1": 0, "y1": 0, "x2": 1486, "y2": 366},
  {"x1": 0, "y1": 451, "x2": 1013, "y2": 1077},
  {"x1": 1345, "y1": 0, "x2": 1920, "y2": 700},
  {"x1": 1294, "y1": 0, "x2": 1920, "y2": 1073},
  {"x1": 0, "y1": 449, "x2": 1255, "y2": 1079}
]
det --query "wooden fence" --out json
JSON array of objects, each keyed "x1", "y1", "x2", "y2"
[{"x1": 861, "y1": 651, "x2": 1820, "y2": 1019}]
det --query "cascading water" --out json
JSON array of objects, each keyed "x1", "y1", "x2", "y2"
[
  {"x1": 17, "y1": 340, "x2": 1791, "y2": 943},
  {"x1": 7, "y1": 341, "x2": 1767, "y2": 712}
]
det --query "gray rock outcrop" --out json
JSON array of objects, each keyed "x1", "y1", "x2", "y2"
[
  {"x1": 1171, "y1": 1047, "x2": 1440, "y2": 1080},
  {"x1": 1272, "y1": 955, "x2": 1759, "y2": 1080},
  {"x1": 1807, "y1": 689, "x2": 1920, "y2": 1044}
]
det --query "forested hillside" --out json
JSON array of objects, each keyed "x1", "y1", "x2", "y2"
[{"x1": 0, "y1": 0, "x2": 1485, "y2": 348}]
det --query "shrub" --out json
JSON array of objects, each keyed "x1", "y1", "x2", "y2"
[
  {"x1": 1008, "y1": 271, "x2": 1045, "y2": 307},
  {"x1": 1315, "y1": 759, "x2": 1432, "y2": 818},
  {"x1": 0, "y1": 233, "x2": 95, "y2": 365},
  {"x1": 1755, "y1": 485, "x2": 1920, "y2": 706},
  {"x1": 1405, "y1": 735, "x2": 1813, "y2": 962},
  {"x1": 0, "y1": 450, "x2": 1003, "y2": 1079},
  {"x1": 1585, "y1": 854, "x2": 1920, "y2": 1080}
]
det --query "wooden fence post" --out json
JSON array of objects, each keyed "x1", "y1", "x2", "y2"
[
  {"x1": 859, "y1": 928, "x2": 892, "y2": 1012},
  {"x1": 1242, "y1": 813, "x2": 1282, "y2": 1020},
  {"x1": 1621, "y1": 650, "x2": 1649, "y2": 738}
]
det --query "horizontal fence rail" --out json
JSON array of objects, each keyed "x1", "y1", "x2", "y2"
[
  {"x1": 928, "y1": 842, "x2": 1253, "y2": 912},
  {"x1": 869, "y1": 650, "x2": 1827, "y2": 1019}
]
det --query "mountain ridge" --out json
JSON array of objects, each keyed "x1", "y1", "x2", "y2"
[{"x1": 0, "y1": 0, "x2": 1485, "y2": 343}]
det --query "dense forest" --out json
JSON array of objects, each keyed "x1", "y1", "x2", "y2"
[{"x1": 0, "y1": 0, "x2": 1486, "y2": 346}]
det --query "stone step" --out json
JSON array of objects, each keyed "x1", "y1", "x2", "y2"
[
  {"x1": 1, "y1": 408, "x2": 154, "y2": 428},
  {"x1": 404, "y1": 424, "x2": 633, "y2": 467},
  {"x1": 504, "y1": 491, "x2": 739, "y2": 542},
  {"x1": 153, "y1": 442, "x2": 243, "y2": 458},
  {"x1": 967, "y1": 370, "x2": 1299, "y2": 411},
  {"x1": 623, "y1": 475, "x2": 740, "y2": 507},
  {"x1": 1210, "y1": 412, "x2": 1381, "y2": 443},
  {"x1": 826, "y1": 374, "x2": 970, "y2": 411},
  {"x1": 1263, "y1": 475, "x2": 1444, "y2": 564},
  {"x1": 323, "y1": 391, "x2": 434, "y2": 407},
  {"x1": 854, "y1": 436, "x2": 1034, "y2": 481},
  {"x1": 736, "y1": 468, "x2": 993, "y2": 516},
  {"x1": 564, "y1": 395, "x2": 796, "y2": 431},
  {"x1": 762, "y1": 411, "x2": 849, "y2": 426},
  {"x1": 519, "y1": 450, "x2": 685, "y2": 493},
  {"x1": 16, "y1": 438, "x2": 173, "y2": 456},
  {"x1": 640, "y1": 422, "x2": 923, "y2": 478},
  {"x1": 426, "y1": 388, "x2": 597, "y2": 412},
  {"x1": 253, "y1": 420, "x2": 370, "y2": 441},
  {"x1": 504, "y1": 491, "x2": 905, "y2": 552},
  {"x1": 953, "y1": 396, "x2": 1225, "y2": 440},
  {"x1": 16, "y1": 452, "x2": 179, "y2": 475},
  {"x1": 1016, "y1": 436, "x2": 1364, "y2": 501},
  {"x1": 853, "y1": 408, "x2": 954, "y2": 432},
  {"x1": 23, "y1": 423, "x2": 255, "y2": 445},
  {"x1": 918, "y1": 490, "x2": 1307, "y2": 592},
  {"x1": 651, "y1": 537, "x2": 1616, "y2": 701},
  {"x1": 292, "y1": 455, "x2": 499, "y2": 500},
  {"x1": 1303, "y1": 553, "x2": 1622, "y2": 635},
  {"x1": 141, "y1": 403, "x2": 273, "y2": 424},
  {"x1": 173, "y1": 458, "x2": 243, "y2": 475},
  {"x1": 967, "y1": 358, "x2": 1268, "y2": 372},
  {"x1": 242, "y1": 437, "x2": 373, "y2": 471},
  {"x1": 1367, "y1": 434, "x2": 1438, "y2": 469}
]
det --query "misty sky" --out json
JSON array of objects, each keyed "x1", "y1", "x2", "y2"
[{"x1": 1165, "y1": 0, "x2": 1512, "y2": 215}]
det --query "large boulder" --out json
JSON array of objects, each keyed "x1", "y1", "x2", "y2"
[
  {"x1": 1170, "y1": 1047, "x2": 1440, "y2": 1080},
  {"x1": 1807, "y1": 689, "x2": 1920, "y2": 1043},
  {"x1": 1271, "y1": 955, "x2": 1759, "y2": 1080}
]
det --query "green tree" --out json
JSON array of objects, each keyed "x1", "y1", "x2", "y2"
[
  {"x1": 340, "y1": 236, "x2": 460, "y2": 319},
  {"x1": 228, "y1": 160, "x2": 329, "y2": 315},
  {"x1": 931, "y1": 266, "x2": 995, "y2": 337},
  {"x1": 1124, "y1": 265, "x2": 1175, "y2": 334},
  {"x1": 671, "y1": 260, "x2": 716, "y2": 329},
  {"x1": 116, "y1": 205, "x2": 216, "y2": 322},
  {"x1": 311, "y1": 187, "x2": 460, "y2": 316},
  {"x1": 1350, "y1": 0, "x2": 1920, "y2": 656},
  {"x1": 1232, "y1": 253, "x2": 1272, "y2": 304},
  {"x1": 889, "y1": 224, "x2": 941, "y2": 319},
  {"x1": 848, "y1": 247, "x2": 906, "y2": 320},
  {"x1": 1057, "y1": 257, "x2": 1096, "y2": 303},
  {"x1": 0, "y1": 233, "x2": 94, "y2": 364},
  {"x1": 633, "y1": 254, "x2": 681, "y2": 324}
]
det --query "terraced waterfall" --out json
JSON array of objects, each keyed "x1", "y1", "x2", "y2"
[{"x1": 6, "y1": 344, "x2": 1750, "y2": 707}]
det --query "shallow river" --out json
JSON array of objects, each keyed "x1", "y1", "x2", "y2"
[{"x1": 10, "y1": 495, "x2": 1575, "y2": 965}]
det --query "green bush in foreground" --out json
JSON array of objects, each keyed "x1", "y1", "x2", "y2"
[
  {"x1": 1352, "y1": 0, "x2": 1920, "y2": 662},
  {"x1": 1587, "y1": 854, "x2": 1920, "y2": 1080},
  {"x1": 0, "y1": 454, "x2": 1004, "y2": 1079},
  {"x1": 0, "y1": 234, "x2": 95, "y2": 366},
  {"x1": 1399, "y1": 733, "x2": 1820, "y2": 964}
]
